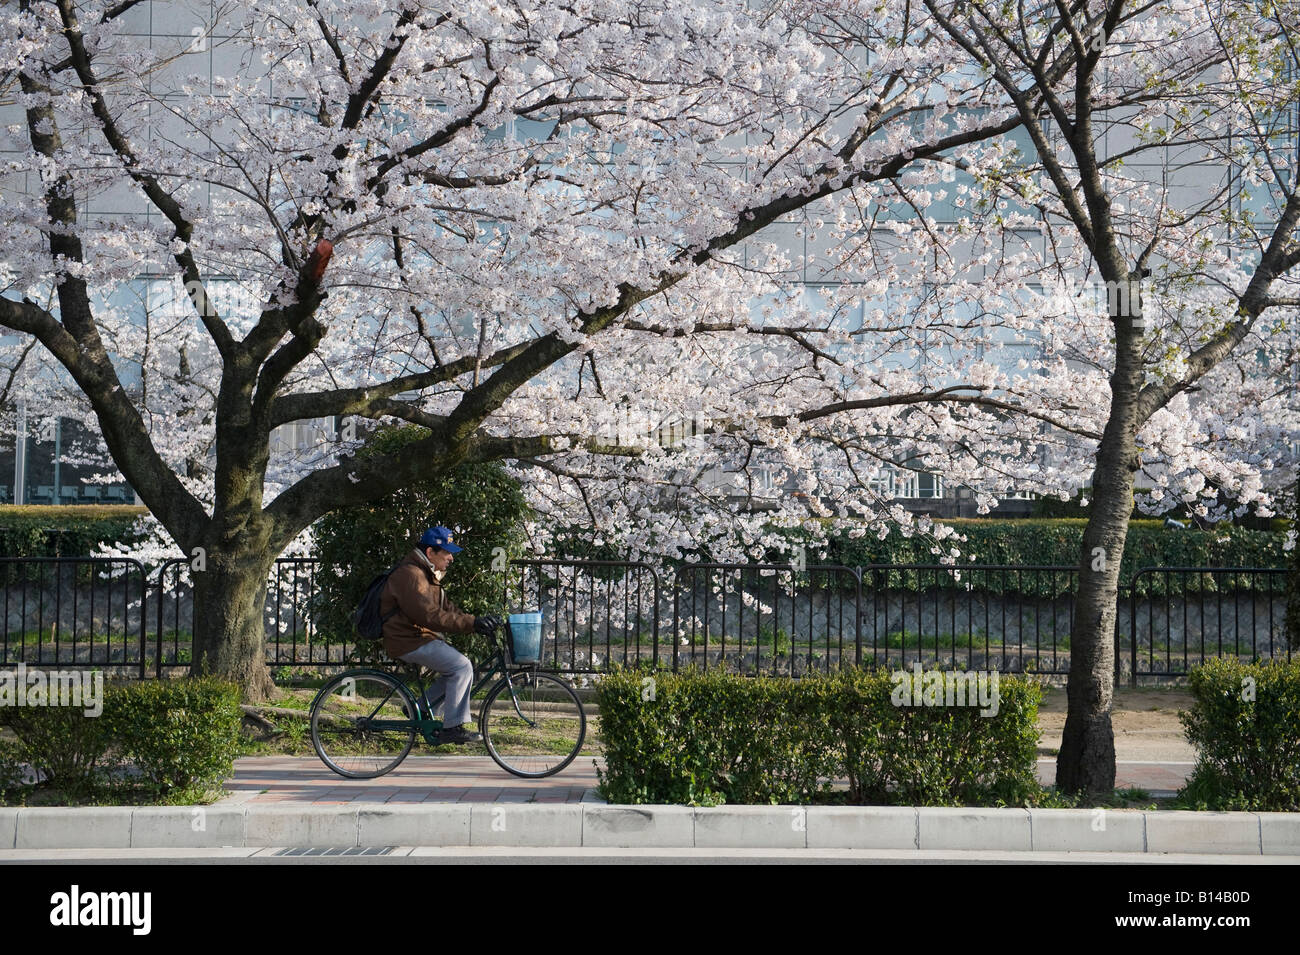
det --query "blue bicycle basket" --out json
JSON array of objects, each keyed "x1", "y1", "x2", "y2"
[{"x1": 507, "y1": 612, "x2": 543, "y2": 663}]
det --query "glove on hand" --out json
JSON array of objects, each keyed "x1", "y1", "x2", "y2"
[{"x1": 474, "y1": 614, "x2": 503, "y2": 636}]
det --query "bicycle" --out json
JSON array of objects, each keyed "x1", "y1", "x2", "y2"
[{"x1": 308, "y1": 621, "x2": 587, "y2": 780}]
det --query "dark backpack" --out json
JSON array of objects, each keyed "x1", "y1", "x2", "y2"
[{"x1": 353, "y1": 564, "x2": 402, "y2": 641}]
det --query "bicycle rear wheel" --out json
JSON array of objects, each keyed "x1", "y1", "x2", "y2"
[
  {"x1": 480, "y1": 671, "x2": 586, "y2": 778},
  {"x1": 311, "y1": 670, "x2": 418, "y2": 779}
]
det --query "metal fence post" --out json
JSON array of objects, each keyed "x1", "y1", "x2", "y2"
[
  {"x1": 1129, "y1": 577, "x2": 1139, "y2": 688},
  {"x1": 671, "y1": 566, "x2": 680, "y2": 674},
  {"x1": 651, "y1": 568, "x2": 660, "y2": 673},
  {"x1": 853, "y1": 566, "x2": 863, "y2": 668},
  {"x1": 137, "y1": 559, "x2": 147, "y2": 680}
]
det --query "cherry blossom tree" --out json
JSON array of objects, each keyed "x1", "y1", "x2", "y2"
[
  {"x1": 1, "y1": 0, "x2": 1070, "y2": 699},
  {"x1": 921, "y1": 0, "x2": 1300, "y2": 794},
  {"x1": 1, "y1": 0, "x2": 1292, "y2": 738}
]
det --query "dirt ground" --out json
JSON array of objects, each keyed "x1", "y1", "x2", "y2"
[{"x1": 1036, "y1": 685, "x2": 1195, "y2": 760}]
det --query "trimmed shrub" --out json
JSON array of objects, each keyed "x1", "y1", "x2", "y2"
[
  {"x1": 1178, "y1": 657, "x2": 1300, "y2": 811},
  {"x1": 0, "y1": 505, "x2": 150, "y2": 586},
  {"x1": 868, "y1": 667, "x2": 1041, "y2": 805},
  {"x1": 0, "y1": 738, "x2": 27, "y2": 800},
  {"x1": 105, "y1": 678, "x2": 242, "y2": 793},
  {"x1": 595, "y1": 666, "x2": 1041, "y2": 806},
  {"x1": 825, "y1": 667, "x2": 1041, "y2": 807},
  {"x1": 0, "y1": 697, "x2": 115, "y2": 796},
  {"x1": 595, "y1": 668, "x2": 837, "y2": 806},
  {"x1": 0, "y1": 677, "x2": 242, "y2": 800},
  {"x1": 554, "y1": 518, "x2": 1286, "y2": 599},
  {"x1": 0, "y1": 505, "x2": 148, "y2": 557}
]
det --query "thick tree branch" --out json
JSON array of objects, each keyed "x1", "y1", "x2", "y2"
[
  {"x1": 0, "y1": 297, "x2": 208, "y2": 545},
  {"x1": 267, "y1": 339, "x2": 534, "y2": 427},
  {"x1": 15, "y1": 46, "x2": 208, "y2": 546}
]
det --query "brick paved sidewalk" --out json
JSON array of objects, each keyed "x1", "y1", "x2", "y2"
[{"x1": 216, "y1": 755, "x2": 1194, "y2": 806}]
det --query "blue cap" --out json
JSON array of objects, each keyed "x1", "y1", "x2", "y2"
[{"x1": 419, "y1": 526, "x2": 462, "y2": 553}]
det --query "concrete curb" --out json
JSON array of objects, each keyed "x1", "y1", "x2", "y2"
[{"x1": 2, "y1": 804, "x2": 1297, "y2": 853}]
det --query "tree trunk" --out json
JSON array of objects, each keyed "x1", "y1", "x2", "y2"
[
  {"x1": 1057, "y1": 298, "x2": 1144, "y2": 796},
  {"x1": 190, "y1": 550, "x2": 276, "y2": 702}
]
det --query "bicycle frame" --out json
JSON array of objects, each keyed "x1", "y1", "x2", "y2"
[{"x1": 362, "y1": 633, "x2": 536, "y2": 743}]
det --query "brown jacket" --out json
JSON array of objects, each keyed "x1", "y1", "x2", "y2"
[{"x1": 380, "y1": 549, "x2": 477, "y2": 659}]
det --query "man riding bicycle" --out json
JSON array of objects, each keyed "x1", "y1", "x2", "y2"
[{"x1": 379, "y1": 526, "x2": 502, "y2": 744}]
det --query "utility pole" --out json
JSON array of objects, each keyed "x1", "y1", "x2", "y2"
[
  {"x1": 53, "y1": 416, "x2": 60, "y2": 504},
  {"x1": 14, "y1": 398, "x2": 26, "y2": 505}
]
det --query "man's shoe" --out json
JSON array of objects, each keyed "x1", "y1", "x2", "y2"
[{"x1": 437, "y1": 725, "x2": 483, "y2": 745}]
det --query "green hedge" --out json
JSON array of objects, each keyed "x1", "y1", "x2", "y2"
[
  {"x1": 595, "y1": 666, "x2": 1041, "y2": 807},
  {"x1": 554, "y1": 519, "x2": 1286, "y2": 598},
  {"x1": 0, "y1": 506, "x2": 149, "y2": 557},
  {"x1": 833, "y1": 667, "x2": 1042, "y2": 805},
  {"x1": 1, "y1": 507, "x2": 1286, "y2": 600},
  {"x1": 0, "y1": 506, "x2": 150, "y2": 586},
  {"x1": 0, "y1": 696, "x2": 113, "y2": 797},
  {"x1": 594, "y1": 669, "x2": 834, "y2": 805},
  {"x1": 821, "y1": 520, "x2": 1286, "y2": 597},
  {"x1": 1178, "y1": 658, "x2": 1300, "y2": 811},
  {"x1": 0, "y1": 677, "x2": 242, "y2": 802},
  {"x1": 104, "y1": 679, "x2": 242, "y2": 792}
]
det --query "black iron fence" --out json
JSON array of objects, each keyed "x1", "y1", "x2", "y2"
[
  {"x1": 1128, "y1": 566, "x2": 1290, "y2": 684},
  {"x1": 0, "y1": 557, "x2": 149, "y2": 678},
  {"x1": 151, "y1": 556, "x2": 346, "y2": 673},
  {"x1": 507, "y1": 559, "x2": 661, "y2": 675},
  {"x1": 672, "y1": 563, "x2": 865, "y2": 675},
  {"x1": 0, "y1": 556, "x2": 1289, "y2": 683},
  {"x1": 669, "y1": 563, "x2": 1291, "y2": 684}
]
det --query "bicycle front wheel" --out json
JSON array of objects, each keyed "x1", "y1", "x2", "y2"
[
  {"x1": 480, "y1": 671, "x2": 587, "y2": 778},
  {"x1": 311, "y1": 670, "x2": 418, "y2": 779}
]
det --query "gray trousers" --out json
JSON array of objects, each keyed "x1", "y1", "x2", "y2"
[{"x1": 398, "y1": 638, "x2": 474, "y2": 728}]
